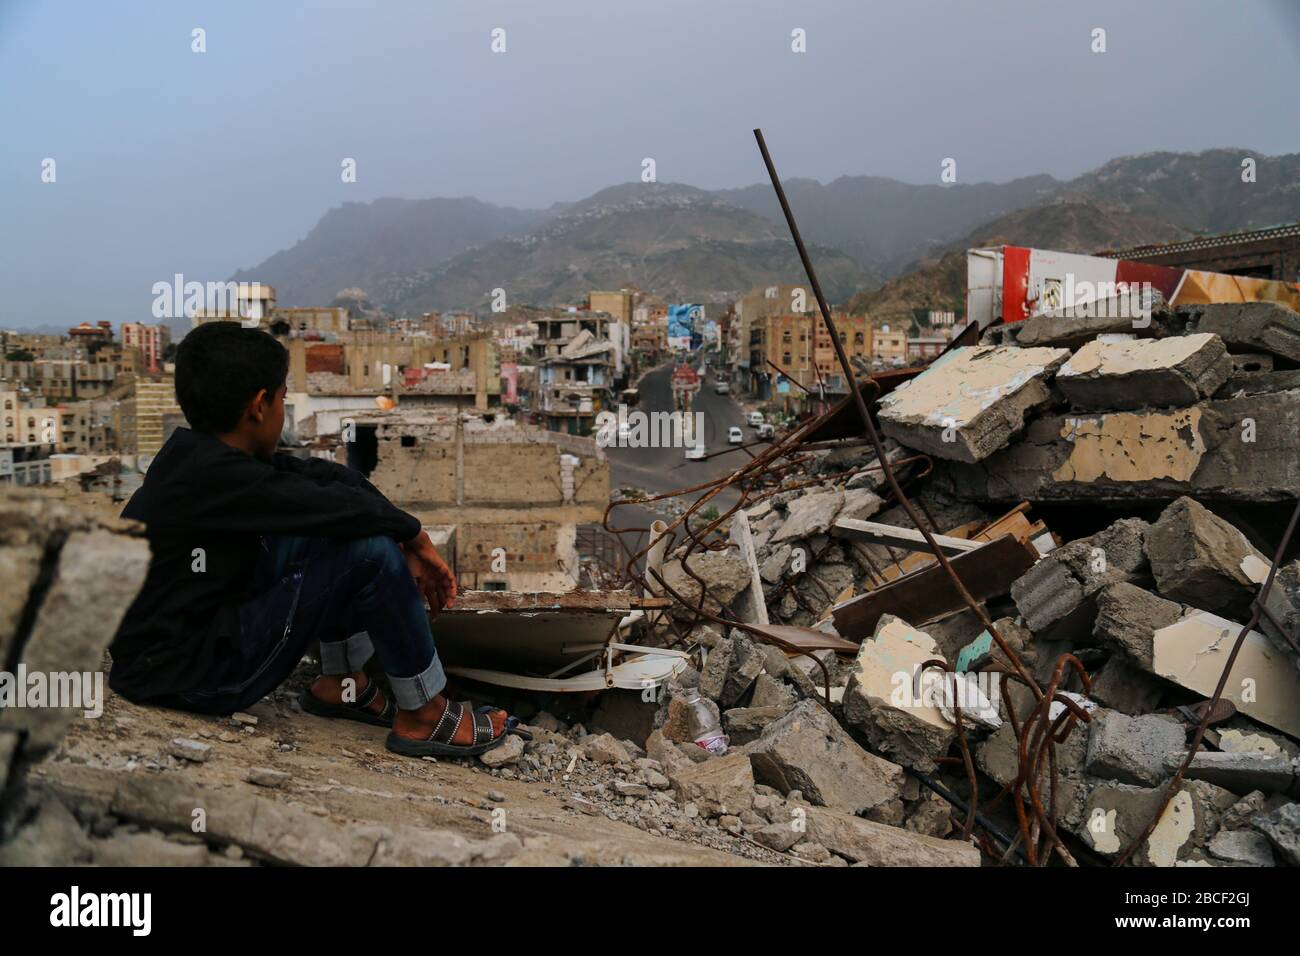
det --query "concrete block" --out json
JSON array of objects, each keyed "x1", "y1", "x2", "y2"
[
  {"x1": 1153, "y1": 609, "x2": 1300, "y2": 739},
  {"x1": 1168, "y1": 751, "x2": 1297, "y2": 796},
  {"x1": 877, "y1": 344, "x2": 1071, "y2": 463},
  {"x1": 1180, "y1": 301, "x2": 1300, "y2": 364},
  {"x1": 667, "y1": 753, "x2": 755, "y2": 817},
  {"x1": 1084, "y1": 711, "x2": 1185, "y2": 786},
  {"x1": 1092, "y1": 582, "x2": 1183, "y2": 670},
  {"x1": 721, "y1": 705, "x2": 786, "y2": 745},
  {"x1": 1206, "y1": 829, "x2": 1275, "y2": 866},
  {"x1": 748, "y1": 699, "x2": 904, "y2": 815},
  {"x1": 1011, "y1": 518, "x2": 1150, "y2": 640},
  {"x1": 1080, "y1": 782, "x2": 1219, "y2": 866},
  {"x1": 842, "y1": 615, "x2": 955, "y2": 770},
  {"x1": 940, "y1": 389, "x2": 1300, "y2": 504},
  {"x1": 804, "y1": 806, "x2": 981, "y2": 867},
  {"x1": 1056, "y1": 334, "x2": 1230, "y2": 411},
  {"x1": 771, "y1": 489, "x2": 844, "y2": 544},
  {"x1": 1252, "y1": 802, "x2": 1300, "y2": 866},
  {"x1": 1145, "y1": 497, "x2": 1269, "y2": 619}
]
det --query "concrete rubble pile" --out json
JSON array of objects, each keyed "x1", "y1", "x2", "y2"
[{"x1": 643, "y1": 301, "x2": 1300, "y2": 866}]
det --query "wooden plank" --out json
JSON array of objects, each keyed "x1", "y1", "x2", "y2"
[
  {"x1": 831, "y1": 534, "x2": 1037, "y2": 640},
  {"x1": 832, "y1": 518, "x2": 981, "y2": 556}
]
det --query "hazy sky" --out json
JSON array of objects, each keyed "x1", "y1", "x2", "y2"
[{"x1": 3, "y1": 0, "x2": 1299, "y2": 327}]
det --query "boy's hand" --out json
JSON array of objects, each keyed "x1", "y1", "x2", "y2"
[{"x1": 401, "y1": 531, "x2": 457, "y2": 614}]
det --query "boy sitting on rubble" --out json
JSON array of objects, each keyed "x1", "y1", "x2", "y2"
[{"x1": 109, "y1": 321, "x2": 511, "y2": 758}]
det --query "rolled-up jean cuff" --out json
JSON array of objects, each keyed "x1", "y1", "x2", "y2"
[
  {"x1": 319, "y1": 632, "x2": 375, "y2": 674},
  {"x1": 388, "y1": 654, "x2": 447, "y2": 710}
]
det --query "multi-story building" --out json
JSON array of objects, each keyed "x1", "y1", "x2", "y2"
[
  {"x1": 749, "y1": 311, "x2": 871, "y2": 400},
  {"x1": 872, "y1": 324, "x2": 908, "y2": 367},
  {"x1": 0, "y1": 443, "x2": 56, "y2": 486},
  {"x1": 531, "y1": 313, "x2": 617, "y2": 435},
  {"x1": 0, "y1": 359, "x2": 119, "y2": 402},
  {"x1": 110, "y1": 375, "x2": 183, "y2": 457},
  {"x1": 55, "y1": 398, "x2": 117, "y2": 455},
  {"x1": 67, "y1": 321, "x2": 115, "y2": 347},
  {"x1": 2, "y1": 390, "x2": 59, "y2": 444},
  {"x1": 120, "y1": 322, "x2": 172, "y2": 373},
  {"x1": 734, "y1": 284, "x2": 816, "y2": 393},
  {"x1": 908, "y1": 335, "x2": 949, "y2": 362}
]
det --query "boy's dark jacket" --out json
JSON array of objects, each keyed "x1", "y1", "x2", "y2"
[{"x1": 109, "y1": 427, "x2": 420, "y2": 701}]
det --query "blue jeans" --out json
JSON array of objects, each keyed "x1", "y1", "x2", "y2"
[{"x1": 167, "y1": 535, "x2": 446, "y2": 715}]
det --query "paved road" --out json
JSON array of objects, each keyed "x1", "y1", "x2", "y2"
[{"x1": 605, "y1": 355, "x2": 759, "y2": 522}]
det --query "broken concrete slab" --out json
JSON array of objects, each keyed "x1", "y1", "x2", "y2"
[
  {"x1": 667, "y1": 753, "x2": 755, "y2": 817},
  {"x1": 747, "y1": 699, "x2": 905, "y2": 816},
  {"x1": 1166, "y1": 751, "x2": 1297, "y2": 796},
  {"x1": 1252, "y1": 801, "x2": 1300, "y2": 865},
  {"x1": 839, "y1": 488, "x2": 884, "y2": 524},
  {"x1": 1092, "y1": 582, "x2": 1183, "y2": 670},
  {"x1": 1080, "y1": 780, "x2": 1229, "y2": 867},
  {"x1": 1056, "y1": 334, "x2": 1231, "y2": 411},
  {"x1": 1206, "y1": 828, "x2": 1275, "y2": 866},
  {"x1": 940, "y1": 389, "x2": 1300, "y2": 504},
  {"x1": 1011, "y1": 518, "x2": 1151, "y2": 641},
  {"x1": 1260, "y1": 560, "x2": 1300, "y2": 672},
  {"x1": 1012, "y1": 310, "x2": 1143, "y2": 350},
  {"x1": 1177, "y1": 301, "x2": 1300, "y2": 364},
  {"x1": 803, "y1": 806, "x2": 981, "y2": 867},
  {"x1": 660, "y1": 549, "x2": 753, "y2": 622},
  {"x1": 771, "y1": 488, "x2": 844, "y2": 544},
  {"x1": 1218, "y1": 727, "x2": 1300, "y2": 760},
  {"x1": 749, "y1": 672, "x2": 797, "y2": 711},
  {"x1": 1085, "y1": 711, "x2": 1186, "y2": 787},
  {"x1": 842, "y1": 616, "x2": 956, "y2": 771},
  {"x1": 722, "y1": 706, "x2": 786, "y2": 746},
  {"x1": 976, "y1": 717, "x2": 1093, "y2": 830},
  {"x1": 877, "y1": 344, "x2": 1071, "y2": 463},
  {"x1": 1152, "y1": 609, "x2": 1300, "y2": 739},
  {"x1": 698, "y1": 638, "x2": 732, "y2": 702},
  {"x1": 720, "y1": 631, "x2": 765, "y2": 708},
  {"x1": 1217, "y1": 368, "x2": 1300, "y2": 398},
  {"x1": 1145, "y1": 497, "x2": 1269, "y2": 619}
]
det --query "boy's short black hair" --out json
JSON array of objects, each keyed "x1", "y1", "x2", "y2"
[{"x1": 175, "y1": 322, "x2": 289, "y2": 434}]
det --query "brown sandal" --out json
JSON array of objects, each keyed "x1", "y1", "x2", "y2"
[{"x1": 298, "y1": 682, "x2": 395, "y2": 727}]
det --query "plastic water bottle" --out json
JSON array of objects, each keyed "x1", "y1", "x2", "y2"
[{"x1": 681, "y1": 688, "x2": 728, "y2": 755}]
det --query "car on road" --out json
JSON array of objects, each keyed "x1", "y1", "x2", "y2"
[
  {"x1": 756, "y1": 423, "x2": 775, "y2": 440},
  {"x1": 728, "y1": 426, "x2": 744, "y2": 444},
  {"x1": 713, "y1": 381, "x2": 730, "y2": 395},
  {"x1": 685, "y1": 444, "x2": 707, "y2": 460},
  {"x1": 747, "y1": 411, "x2": 764, "y2": 428}
]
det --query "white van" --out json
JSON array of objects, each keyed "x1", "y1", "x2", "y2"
[
  {"x1": 747, "y1": 411, "x2": 764, "y2": 428},
  {"x1": 727, "y1": 426, "x2": 744, "y2": 444}
]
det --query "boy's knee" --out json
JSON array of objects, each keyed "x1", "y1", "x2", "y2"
[{"x1": 352, "y1": 535, "x2": 405, "y2": 570}]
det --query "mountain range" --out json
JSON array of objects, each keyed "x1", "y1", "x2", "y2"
[{"x1": 226, "y1": 148, "x2": 1300, "y2": 323}]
